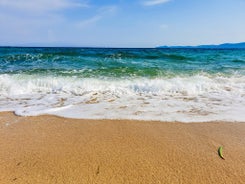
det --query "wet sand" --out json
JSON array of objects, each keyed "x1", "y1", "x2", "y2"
[{"x1": 0, "y1": 112, "x2": 245, "y2": 184}]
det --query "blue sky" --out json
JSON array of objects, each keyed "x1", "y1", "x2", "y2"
[{"x1": 0, "y1": 0, "x2": 245, "y2": 47}]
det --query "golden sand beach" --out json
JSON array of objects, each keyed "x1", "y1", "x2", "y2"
[{"x1": 0, "y1": 112, "x2": 244, "y2": 184}]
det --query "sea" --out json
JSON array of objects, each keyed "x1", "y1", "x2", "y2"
[{"x1": 0, "y1": 47, "x2": 245, "y2": 122}]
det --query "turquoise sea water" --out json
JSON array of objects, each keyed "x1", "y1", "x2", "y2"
[{"x1": 0, "y1": 47, "x2": 245, "y2": 122}]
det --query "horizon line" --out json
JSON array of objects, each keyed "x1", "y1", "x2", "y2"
[{"x1": 1, "y1": 41, "x2": 245, "y2": 49}]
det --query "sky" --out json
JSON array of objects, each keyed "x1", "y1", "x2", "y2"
[{"x1": 0, "y1": 0, "x2": 245, "y2": 47}]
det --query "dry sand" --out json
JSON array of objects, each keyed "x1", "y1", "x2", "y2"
[{"x1": 0, "y1": 112, "x2": 245, "y2": 184}]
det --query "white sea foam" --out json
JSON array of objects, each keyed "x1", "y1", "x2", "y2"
[{"x1": 0, "y1": 73, "x2": 245, "y2": 122}]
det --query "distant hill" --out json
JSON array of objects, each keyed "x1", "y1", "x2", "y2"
[{"x1": 158, "y1": 42, "x2": 245, "y2": 49}]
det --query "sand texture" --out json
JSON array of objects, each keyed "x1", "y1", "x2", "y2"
[{"x1": 0, "y1": 112, "x2": 245, "y2": 184}]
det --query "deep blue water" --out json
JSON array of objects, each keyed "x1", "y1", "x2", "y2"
[{"x1": 1, "y1": 47, "x2": 245, "y2": 77}]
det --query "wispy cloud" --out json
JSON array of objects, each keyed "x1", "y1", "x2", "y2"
[
  {"x1": 0, "y1": 0, "x2": 88, "y2": 13},
  {"x1": 143, "y1": 0, "x2": 171, "y2": 6},
  {"x1": 77, "y1": 5, "x2": 118, "y2": 28},
  {"x1": 160, "y1": 24, "x2": 169, "y2": 30},
  {"x1": 98, "y1": 5, "x2": 118, "y2": 15},
  {"x1": 77, "y1": 15, "x2": 102, "y2": 28},
  {"x1": 0, "y1": 0, "x2": 90, "y2": 44},
  {"x1": 0, "y1": 11, "x2": 65, "y2": 45}
]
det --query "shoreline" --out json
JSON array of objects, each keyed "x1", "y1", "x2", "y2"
[
  {"x1": 6, "y1": 110, "x2": 245, "y2": 124},
  {"x1": 0, "y1": 112, "x2": 245, "y2": 183}
]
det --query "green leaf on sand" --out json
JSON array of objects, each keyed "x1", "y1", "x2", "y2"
[{"x1": 218, "y1": 146, "x2": 225, "y2": 160}]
